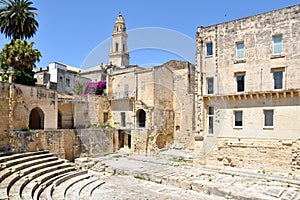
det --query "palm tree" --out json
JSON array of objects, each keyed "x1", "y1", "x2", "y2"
[
  {"x1": 0, "y1": 39, "x2": 41, "y2": 85},
  {"x1": 0, "y1": 0, "x2": 38, "y2": 39},
  {"x1": 1, "y1": 39, "x2": 41, "y2": 71}
]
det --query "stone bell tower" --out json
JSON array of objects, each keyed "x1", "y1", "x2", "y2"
[{"x1": 109, "y1": 12, "x2": 130, "y2": 67}]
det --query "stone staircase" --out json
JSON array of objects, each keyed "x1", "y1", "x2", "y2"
[{"x1": 0, "y1": 151, "x2": 105, "y2": 200}]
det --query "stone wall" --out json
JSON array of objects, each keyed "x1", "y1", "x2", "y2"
[
  {"x1": 75, "y1": 129, "x2": 116, "y2": 158},
  {"x1": 0, "y1": 82, "x2": 58, "y2": 151},
  {"x1": 171, "y1": 62, "x2": 195, "y2": 149},
  {"x1": 195, "y1": 5, "x2": 300, "y2": 172},
  {"x1": 8, "y1": 130, "x2": 76, "y2": 160},
  {"x1": 12, "y1": 83, "x2": 57, "y2": 130},
  {"x1": 206, "y1": 138, "x2": 300, "y2": 173},
  {"x1": 7, "y1": 129, "x2": 116, "y2": 160},
  {"x1": 0, "y1": 82, "x2": 10, "y2": 149}
]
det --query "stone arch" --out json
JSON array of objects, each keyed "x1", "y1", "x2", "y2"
[
  {"x1": 136, "y1": 109, "x2": 146, "y2": 128},
  {"x1": 29, "y1": 107, "x2": 44, "y2": 129},
  {"x1": 156, "y1": 134, "x2": 165, "y2": 149}
]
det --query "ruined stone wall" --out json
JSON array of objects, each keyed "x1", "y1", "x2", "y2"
[
  {"x1": 94, "y1": 96, "x2": 113, "y2": 125},
  {"x1": 58, "y1": 102, "x2": 73, "y2": 128},
  {"x1": 8, "y1": 129, "x2": 116, "y2": 160},
  {"x1": 206, "y1": 138, "x2": 300, "y2": 173},
  {"x1": 73, "y1": 101, "x2": 90, "y2": 128},
  {"x1": 75, "y1": 129, "x2": 115, "y2": 158},
  {"x1": 8, "y1": 130, "x2": 75, "y2": 160},
  {"x1": 12, "y1": 83, "x2": 57, "y2": 130},
  {"x1": 0, "y1": 82, "x2": 57, "y2": 134},
  {"x1": 151, "y1": 66, "x2": 175, "y2": 148},
  {"x1": 172, "y1": 64, "x2": 195, "y2": 150},
  {"x1": 0, "y1": 82, "x2": 10, "y2": 149}
]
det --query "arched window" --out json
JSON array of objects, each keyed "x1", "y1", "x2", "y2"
[
  {"x1": 29, "y1": 107, "x2": 44, "y2": 129},
  {"x1": 137, "y1": 109, "x2": 146, "y2": 128}
]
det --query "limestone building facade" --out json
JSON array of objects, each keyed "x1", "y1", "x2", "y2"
[
  {"x1": 195, "y1": 4, "x2": 300, "y2": 171},
  {"x1": 35, "y1": 62, "x2": 90, "y2": 95},
  {"x1": 108, "y1": 60, "x2": 195, "y2": 152}
]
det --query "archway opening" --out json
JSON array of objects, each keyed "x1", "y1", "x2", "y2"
[
  {"x1": 137, "y1": 109, "x2": 146, "y2": 128},
  {"x1": 29, "y1": 107, "x2": 44, "y2": 129},
  {"x1": 58, "y1": 111, "x2": 62, "y2": 129}
]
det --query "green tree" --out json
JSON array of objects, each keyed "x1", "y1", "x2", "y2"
[
  {"x1": 0, "y1": 0, "x2": 38, "y2": 39},
  {"x1": 73, "y1": 81, "x2": 85, "y2": 96},
  {"x1": 0, "y1": 39, "x2": 41, "y2": 85}
]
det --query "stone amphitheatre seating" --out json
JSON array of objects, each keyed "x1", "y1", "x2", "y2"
[{"x1": 0, "y1": 151, "x2": 105, "y2": 200}]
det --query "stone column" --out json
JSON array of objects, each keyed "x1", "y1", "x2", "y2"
[
  {"x1": 8, "y1": 67, "x2": 14, "y2": 83},
  {"x1": 0, "y1": 68, "x2": 4, "y2": 82}
]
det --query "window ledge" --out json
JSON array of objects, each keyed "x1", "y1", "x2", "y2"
[
  {"x1": 271, "y1": 54, "x2": 285, "y2": 59},
  {"x1": 205, "y1": 55, "x2": 213, "y2": 58},
  {"x1": 234, "y1": 59, "x2": 246, "y2": 64},
  {"x1": 233, "y1": 126, "x2": 243, "y2": 129},
  {"x1": 263, "y1": 126, "x2": 274, "y2": 130}
]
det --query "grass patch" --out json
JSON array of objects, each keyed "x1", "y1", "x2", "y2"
[{"x1": 134, "y1": 175, "x2": 150, "y2": 181}]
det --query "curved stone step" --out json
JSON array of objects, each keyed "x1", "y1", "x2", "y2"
[
  {"x1": 33, "y1": 173, "x2": 67, "y2": 200},
  {"x1": 0, "y1": 155, "x2": 57, "y2": 183},
  {"x1": 21, "y1": 166, "x2": 77, "y2": 200},
  {"x1": 0, "y1": 159, "x2": 64, "y2": 200},
  {"x1": 0, "y1": 151, "x2": 49, "y2": 164},
  {"x1": 79, "y1": 179, "x2": 105, "y2": 199},
  {"x1": 65, "y1": 177, "x2": 98, "y2": 200},
  {"x1": 47, "y1": 171, "x2": 89, "y2": 200},
  {"x1": 9, "y1": 154, "x2": 55, "y2": 173},
  {"x1": 1, "y1": 152, "x2": 53, "y2": 169},
  {"x1": 8, "y1": 162, "x2": 73, "y2": 199},
  {"x1": 0, "y1": 157, "x2": 63, "y2": 197}
]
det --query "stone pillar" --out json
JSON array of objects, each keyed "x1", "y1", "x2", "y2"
[
  {"x1": 8, "y1": 67, "x2": 14, "y2": 83},
  {"x1": 0, "y1": 68, "x2": 4, "y2": 82},
  {"x1": 193, "y1": 133, "x2": 206, "y2": 166}
]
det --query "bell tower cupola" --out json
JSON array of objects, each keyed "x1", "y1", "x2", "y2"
[{"x1": 109, "y1": 12, "x2": 130, "y2": 67}]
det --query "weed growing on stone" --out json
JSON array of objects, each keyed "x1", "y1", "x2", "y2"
[
  {"x1": 171, "y1": 158, "x2": 192, "y2": 163},
  {"x1": 134, "y1": 175, "x2": 150, "y2": 181}
]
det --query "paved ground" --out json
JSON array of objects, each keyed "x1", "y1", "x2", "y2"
[
  {"x1": 79, "y1": 149, "x2": 300, "y2": 200},
  {"x1": 91, "y1": 174, "x2": 223, "y2": 200}
]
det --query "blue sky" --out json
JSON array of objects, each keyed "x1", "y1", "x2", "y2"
[{"x1": 1, "y1": 1, "x2": 299, "y2": 69}]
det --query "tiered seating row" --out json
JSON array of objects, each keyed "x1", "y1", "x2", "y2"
[{"x1": 0, "y1": 151, "x2": 105, "y2": 200}]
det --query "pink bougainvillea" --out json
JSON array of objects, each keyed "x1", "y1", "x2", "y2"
[{"x1": 83, "y1": 81, "x2": 106, "y2": 96}]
